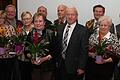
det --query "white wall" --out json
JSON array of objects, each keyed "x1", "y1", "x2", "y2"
[{"x1": 17, "y1": 0, "x2": 120, "y2": 25}]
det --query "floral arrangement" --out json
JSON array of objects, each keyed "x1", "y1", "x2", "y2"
[
  {"x1": 88, "y1": 31, "x2": 114, "y2": 63},
  {"x1": 0, "y1": 36, "x2": 9, "y2": 47},
  {"x1": 15, "y1": 27, "x2": 27, "y2": 44},
  {"x1": 26, "y1": 41, "x2": 50, "y2": 60},
  {"x1": 89, "y1": 32, "x2": 112, "y2": 56},
  {"x1": 94, "y1": 38, "x2": 108, "y2": 56},
  {"x1": 8, "y1": 27, "x2": 27, "y2": 54},
  {"x1": 26, "y1": 30, "x2": 50, "y2": 60}
]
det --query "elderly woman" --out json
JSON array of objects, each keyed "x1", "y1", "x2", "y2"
[
  {"x1": 26, "y1": 13, "x2": 54, "y2": 80},
  {"x1": 85, "y1": 16, "x2": 120, "y2": 80}
]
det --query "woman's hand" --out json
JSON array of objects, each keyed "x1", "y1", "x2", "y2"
[
  {"x1": 89, "y1": 52, "x2": 96, "y2": 58},
  {"x1": 95, "y1": 57, "x2": 113, "y2": 64},
  {"x1": 32, "y1": 54, "x2": 52, "y2": 65},
  {"x1": 27, "y1": 53, "x2": 32, "y2": 59}
]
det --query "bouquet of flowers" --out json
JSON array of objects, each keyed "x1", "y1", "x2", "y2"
[
  {"x1": 9, "y1": 27, "x2": 27, "y2": 54},
  {"x1": 0, "y1": 26, "x2": 9, "y2": 55},
  {"x1": 89, "y1": 31, "x2": 112, "y2": 63},
  {"x1": 94, "y1": 38, "x2": 108, "y2": 55},
  {"x1": 0, "y1": 36, "x2": 9, "y2": 55},
  {"x1": 26, "y1": 41, "x2": 50, "y2": 61},
  {"x1": 0, "y1": 36, "x2": 9, "y2": 47}
]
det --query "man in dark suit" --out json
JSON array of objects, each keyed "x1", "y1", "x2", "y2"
[
  {"x1": 113, "y1": 24, "x2": 120, "y2": 80},
  {"x1": 85, "y1": 4, "x2": 114, "y2": 36},
  {"x1": 56, "y1": 7, "x2": 88, "y2": 80},
  {"x1": 115, "y1": 24, "x2": 120, "y2": 39}
]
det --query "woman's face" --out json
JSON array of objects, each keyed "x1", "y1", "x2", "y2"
[
  {"x1": 0, "y1": 11, "x2": 5, "y2": 25},
  {"x1": 0, "y1": 17, "x2": 5, "y2": 25},
  {"x1": 34, "y1": 16, "x2": 45, "y2": 30},
  {"x1": 99, "y1": 20, "x2": 110, "y2": 35},
  {"x1": 22, "y1": 13, "x2": 32, "y2": 26}
]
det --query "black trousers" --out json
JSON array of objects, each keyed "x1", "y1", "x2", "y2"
[{"x1": 57, "y1": 59, "x2": 84, "y2": 80}]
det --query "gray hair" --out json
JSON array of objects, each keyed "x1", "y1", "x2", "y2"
[
  {"x1": 5, "y1": 4, "x2": 16, "y2": 13},
  {"x1": 66, "y1": 7, "x2": 78, "y2": 16},
  {"x1": 57, "y1": 4, "x2": 67, "y2": 10},
  {"x1": 98, "y1": 16, "x2": 112, "y2": 27}
]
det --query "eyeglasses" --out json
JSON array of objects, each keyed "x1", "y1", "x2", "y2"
[{"x1": 22, "y1": 18, "x2": 31, "y2": 21}]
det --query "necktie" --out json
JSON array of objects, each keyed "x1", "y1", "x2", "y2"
[{"x1": 62, "y1": 25, "x2": 70, "y2": 59}]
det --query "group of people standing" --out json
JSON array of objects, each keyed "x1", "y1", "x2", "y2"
[{"x1": 0, "y1": 3, "x2": 120, "y2": 80}]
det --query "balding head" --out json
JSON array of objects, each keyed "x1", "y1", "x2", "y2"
[{"x1": 37, "y1": 6, "x2": 47, "y2": 17}]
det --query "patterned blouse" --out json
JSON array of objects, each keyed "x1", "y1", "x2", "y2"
[
  {"x1": 0, "y1": 24, "x2": 16, "y2": 37},
  {"x1": 89, "y1": 31, "x2": 120, "y2": 55},
  {"x1": 0, "y1": 24, "x2": 16, "y2": 59}
]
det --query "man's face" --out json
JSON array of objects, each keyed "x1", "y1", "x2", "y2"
[
  {"x1": 66, "y1": 9, "x2": 77, "y2": 25},
  {"x1": 93, "y1": 7, "x2": 104, "y2": 21},
  {"x1": 6, "y1": 7, "x2": 16, "y2": 20},
  {"x1": 37, "y1": 6, "x2": 47, "y2": 17},
  {"x1": 57, "y1": 6, "x2": 66, "y2": 19}
]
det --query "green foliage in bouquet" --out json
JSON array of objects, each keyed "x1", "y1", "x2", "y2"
[
  {"x1": 27, "y1": 41, "x2": 50, "y2": 57},
  {"x1": 94, "y1": 40, "x2": 108, "y2": 55},
  {"x1": 0, "y1": 36, "x2": 9, "y2": 47},
  {"x1": 13, "y1": 34, "x2": 27, "y2": 45},
  {"x1": 12, "y1": 27, "x2": 27, "y2": 45}
]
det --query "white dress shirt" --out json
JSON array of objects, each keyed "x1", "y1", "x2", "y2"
[{"x1": 63, "y1": 22, "x2": 76, "y2": 45}]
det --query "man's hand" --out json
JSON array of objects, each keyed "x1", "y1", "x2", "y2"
[{"x1": 77, "y1": 69, "x2": 85, "y2": 75}]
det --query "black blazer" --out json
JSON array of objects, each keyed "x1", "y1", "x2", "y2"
[
  {"x1": 56, "y1": 22, "x2": 89, "y2": 73},
  {"x1": 115, "y1": 24, "x2": 120, "y2": 39}
]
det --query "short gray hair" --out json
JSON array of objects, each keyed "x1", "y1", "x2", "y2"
[
  {"x1": 66, "y1": 7, "x2": 78, "y2": 16},
  {"x1": 5, "y1": 4, "x2": 16, "y2": 13},
  {"x1": 98, "y1": 16, "x2": 112, "y2": 27}
]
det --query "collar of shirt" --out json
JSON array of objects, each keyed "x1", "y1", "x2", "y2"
[
  {"x1": 97, "y1": 31, "x2": 111, "y2": 39},
  {"x1": 103, "y1": 31, "x2": 111, "y2": 39},
  {"x1": 63, "y1": 22, "x2": 76, "y2": 45},
  {"x1": 33, "y1": 29, "x2": 42, "y2": 37}
]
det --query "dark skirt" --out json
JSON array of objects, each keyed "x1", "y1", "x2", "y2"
[{"x1": 85, "y1": 57, "x2": 115, "y2": 80}]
